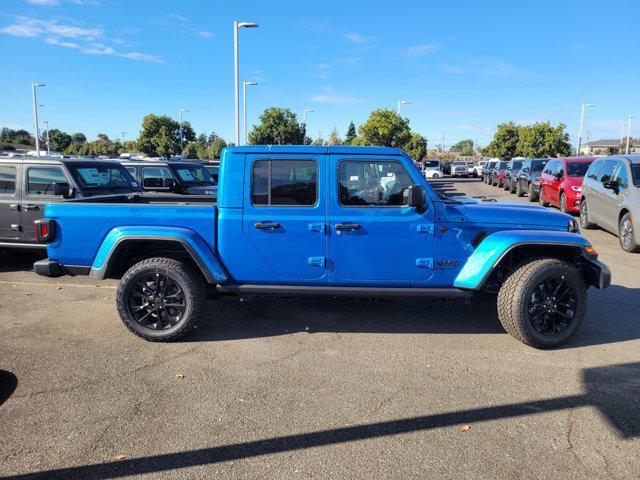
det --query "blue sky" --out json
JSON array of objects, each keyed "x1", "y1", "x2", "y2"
[{"x1": 1, "y1": 0, "x2": 639, "y2": 148}]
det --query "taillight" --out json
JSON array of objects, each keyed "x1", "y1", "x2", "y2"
[{"x1": 34, "y1": 219, "x2": 55, "y2": 244}]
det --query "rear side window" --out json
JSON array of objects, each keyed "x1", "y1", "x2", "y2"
[
  {"x1": 598, "y1": 161, "x2": 617, "y2": 184},
  {"x1": 252, "y1": 159, "x2": 317, "y2": 206},
  {"x1": 339, "y1": 160, "x2": 413, "y2": 207},
  {"x1": 0, "y1": 165, "x2": 16, "y2": 194},
  {"x1": 27, "y1": 166, "x2": 67, "y2": 196}
]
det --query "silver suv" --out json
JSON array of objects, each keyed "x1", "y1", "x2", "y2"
[{"x1": 580, "y1": 155, "x2": 640, "y2": 252}]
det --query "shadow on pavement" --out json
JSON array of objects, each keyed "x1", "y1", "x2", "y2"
[
  {"x1": 0, "y1": 370, "x2": 18, "y2": 407},
  {"x1": 5, "y1": 362, "x2": 639, "y2": 480},
  {"x1": 0, "y1": 251, "x2": 45, "y2": 273}
]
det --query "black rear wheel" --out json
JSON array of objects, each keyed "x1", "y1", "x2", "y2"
[{"x1": 117, "y1": 257, "x2": 206, "y2": 341}]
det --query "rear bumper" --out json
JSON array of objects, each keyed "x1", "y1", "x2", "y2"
[
  {"x1": 583, "y1": 258, "x2": 611, "y2": 289},
  {"x1": 33, "y1": 258, "x2": 90, "y2": 278}
]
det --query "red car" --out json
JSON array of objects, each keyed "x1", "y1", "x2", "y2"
[{"x1": 539, "y1": 157, "x2": 595, "y2": 213}]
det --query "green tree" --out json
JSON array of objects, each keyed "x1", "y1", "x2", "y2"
[
  {"x1": 327, "y1": 127, "x2": 342, "y2": 145},
  {"x1": 404, "y1": 132, "x2": 428, "y2": 161},
  {"x1": 344, "y1": 121, "x2": 357, "y2": 145},
  {"x1": 120, "y1": 140, "x2": 139, "y2": 153},
  {"x1": 450, "y1": 139, "x2": 474, "y2": 156},
  {"x1": 207, "y1": 137, "x2": 227, "y2": 158},
  {"x1": 72, "y1": 132, "x2": 86, "y2": 144},
  {"x1": 516, "y1": 122, "x2": 572, "y2": 158},
  {"x1": 137, "y1": 114, "x2": 181, "y2": 158},
  {"x1": 182, "y1": 141, "x2": 201, "y2": 159},
  {"x1": 485, "y1": 122, "x2": 522, "y2": 160},
  {"x1": 248, "y1": 107, "x2": 305, "y2": 145},
  {"x1": 48, "y1": 129, "x2": 73, "y2": 152},
  {"x1": 96, "y1": 133, "x2": 110, "y2": 142},
  {"x1": 358, "y1": 109, "x2": 412, "y2": 148}
]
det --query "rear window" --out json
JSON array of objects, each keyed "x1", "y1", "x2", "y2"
[
  {"x1": 0, "y1": 165, "x2": 16, "y2": 194},
  {"x1": 566, "y1": 161, "x2": 592, "y2": 177},
  {"x1": 252, "y1": 159, "x2": 317, "y2": 206}
]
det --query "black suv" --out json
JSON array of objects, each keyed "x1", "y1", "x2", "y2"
[
  {"x1": 121, "y1": 159, "x2": 217, "y2": 196},
  {"x1": 503, "y1": 159, "x2": 524, "y2": 193},
  {"x1": 0, "y1": 156, "x2": 139, "y2": 250},
  {"x1": 515, "y1": 158, "x2": 549, "y2": 202}
]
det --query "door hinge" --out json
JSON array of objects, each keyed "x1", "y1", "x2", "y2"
[
  {"x1": 307, "y1": 256, "x2": 325, "y2": 267},
  {"x1": 416, "y1": 224, "x2": 434, "y2": 235},
  {"x1": 416, "y1": 257, "x2": 433, "y2": 269},
  {"x1": 308, "y1": 223, "x2": 326, "y2": 234}
]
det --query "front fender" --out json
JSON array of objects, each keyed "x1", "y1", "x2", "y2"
[
  {"x1": 454, "y1": 230, "x2": 591, "y2": 290},
  {"x1": 90, "y1": 226, "x2": 227, "y2": 284}
]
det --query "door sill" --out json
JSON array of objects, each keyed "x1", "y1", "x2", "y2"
[{"x1": 217, "y1": 284, "x2": 472, "y2": 299}]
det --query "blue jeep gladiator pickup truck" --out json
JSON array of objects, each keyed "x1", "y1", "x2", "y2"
[{"x1": 34, "y1": 146, "x2": 610, "y2": 348}]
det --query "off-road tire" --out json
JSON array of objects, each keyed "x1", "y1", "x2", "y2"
[
  {"x1": 117, "y1": 257, "x2": 206, "y2": 342},
  {"x1": 497, "y1": 258, "x2": 587, "y2": 348}
]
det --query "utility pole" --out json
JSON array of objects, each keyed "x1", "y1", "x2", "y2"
[
  {"x1": 626, "y1": 116, "x2": 634, "y2": 155},
  {"x1": 42, "y1": 121, "x2": 50, "y2": 156},
  {"x1": 577, "y1": 103, "x2": 595, "y2": 156},
  {"x1": 32, "y1": 83, "x2": 45, "y2": 158}
]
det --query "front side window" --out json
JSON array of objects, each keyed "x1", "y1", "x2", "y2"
[
  {"x1": 27, "y1": 166, "x2": 67, "y2": 196},
  {"x1": 0, "y1": 165, "x2": 16, "y2": 194},
  {"x1": 339, "y1": 160, "x2": 413, "y2": 207},
  {"x1": 611, "y1": 163, "x2": 628, "y2": 188},
  {"x1": 598, "y1": 161, "x2": 617, "y2": 184},
  {"x1": 531, "y1": 160, "x2": 547, "y2": 172},
  {"x1": 543, "y1": 161, "x2": 557, "y2": 175},
  {"x1": 586, "y1": 160, "x2": 603, "y2": 181},
  {"x1": 252, "y1": 159, "x2": 317, "y2": 206},
  {"x1": 567, "y1": 161, "x2": 592, "y2": 177}
]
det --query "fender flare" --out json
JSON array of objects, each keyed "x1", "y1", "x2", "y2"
[
  {"x1": 89, "y1": 226, "x2": 228, "y2": 284},
  {"x1": 453, "y1": 230, "x2": 591, "y2": 290}
]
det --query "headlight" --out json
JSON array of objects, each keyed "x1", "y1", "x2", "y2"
[
  {"x1": 571, "y1": 186, "x2": 581, "y2": 192},
  {"x1": 568, "y1": 219, "x2": 580, "y2": 233}
]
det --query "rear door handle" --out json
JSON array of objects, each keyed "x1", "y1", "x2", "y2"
[
  {"x1": 335, "y1": 223, "x2": 361, "y2": 231},
  {"x1": 254, "y1": 222, "x2": 280, "y2": 230},
  {"x1": 23, "y1": 204, "x2": 40, "y2": 211}
]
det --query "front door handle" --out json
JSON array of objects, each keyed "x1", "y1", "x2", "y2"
[
  {"x1": 254, "y1": 222, "x2": 280, "y2": 230},
  {"x1": 335, "y1": 223, "x2": 361, "y2": 231},
  {"x1": 23, "y1": 204, "x2": 40, "y2": 211},
  {"x1": 9, "y1": 203, "x2": 19, "y2": 211}
]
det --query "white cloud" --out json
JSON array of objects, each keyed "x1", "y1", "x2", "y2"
[
  {"x1": 344, "y1": 32, "x2": 376, "y2": 44},
  {"x1": 2, "y1": 16, "x2": 164, "y2": 63},
  {"x1": 404, "y1": 44, "x2": 440, "y2": 58},
  {"x1": 311, "y1": 88, "x2": 363, "y2": 105},
  {"x1": 24, "y1": 0, "x2": 60, "y2": 5}
]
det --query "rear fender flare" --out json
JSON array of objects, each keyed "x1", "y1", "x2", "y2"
[{"x1": 90, "y1": 226, "x2": 227, "y2": 284}]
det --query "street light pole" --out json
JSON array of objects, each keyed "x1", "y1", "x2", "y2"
[
  {"x1": 234, "y1": 21, "x2": 259, "y2": 146},
  {"x1": 42, "y1": 121, "x2": 50, "y2": 156},
  {"x1": 243, "y1": 81, "x2": 258, "y2": 145},
  {"x1": 303, "y1": 109, "x2": 314, "y2": 145},
  {"x1": 32, "y1": 83, "x2": 45, "y2": 158},
  {"x1": 577, "y1": 103, "x2": 595, "y2": 156},
  {"x1": 397, "y1": 100, "x2": 410, "y2": 115},
  {"x1": 179, "y1": 108, "x2": 189, "y2": 151},
  {"x1": 626, "y1": 116, "x2": 634, "y2": 155}
]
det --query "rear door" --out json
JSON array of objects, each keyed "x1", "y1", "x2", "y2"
[
  {"x1": 328, "y1": 155, "x2": 435, "y2": 285},
  {"x1": 21, "y1": 164, "x2": 69, "y2": 242},
  {"x1": 242, "y1": 154, "x2": 327, "y2": 281},
  {"x1": 0, "y1": 163, "x2": 21, "y2": 241}
]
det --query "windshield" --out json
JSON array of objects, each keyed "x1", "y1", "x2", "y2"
[
  {"x1": 567, "y1": 161, "x2": 592, "y2": 177},
  {"x1": 424, "y1": 160, "x2": 439, "y2": 168},
  {"x1": 173, "y1": 165, "x2": 216, "y2": 186},
  {"x1": 531, "y1": 160, "x2": 547, "y2": 172},
  {"x1": 630, "y1": 164, "x2": 640, "y2": 187},
  {"x1": 453, "y1": 162, "x2": 466, "y2": 166},
  {"x1": 67, "y1": 163, "x2": 139, "y2": 195}
]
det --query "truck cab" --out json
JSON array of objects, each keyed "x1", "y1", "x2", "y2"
[{"x1": 35, "y1": 146, "x2": 610, "y2": 348}]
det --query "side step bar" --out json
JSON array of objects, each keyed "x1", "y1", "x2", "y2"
[{"x1": 216, "y1": 284, "x2": 472, "y2": 299}]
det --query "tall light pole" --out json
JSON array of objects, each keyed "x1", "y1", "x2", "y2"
[
  {"x1": 626, "y1": 116, "x2": 634, "y2": 155},
  {"x1": 303, "y1": 109, "x2": 314, "y2": 145},
  {"x1": 120, "y1": 131, "x2": 126, "y2": 144},
  {"x1": 397, "y1": 100, "x2": 410, "y2": 115},
  {"x1": 234, "y1": 21, "x2": 259, "y2": 146},
  {"x1": 243, "y1": 81, "x2": 258, "y2": 145},
  {"x1": 179, "y1": 108, "x2": 189, "y2": 150},
  {"x1": 42, "y1": 121, "x2": 50, "y2": 156},
  {"x1": 577, "y1": 103, "x2": 595, "y2": 156},
  {"x1": 32, "y1": 83, "x2": 45, "y2": 158}
]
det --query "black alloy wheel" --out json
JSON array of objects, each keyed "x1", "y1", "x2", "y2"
[
  {"x1": 527, "y1": 275, "x2": 578, "y2": 337},
  {"x1": 127, "y1": 272, "x2": 186, "y2": 330}
]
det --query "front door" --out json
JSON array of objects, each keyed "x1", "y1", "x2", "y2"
[
  {"x1": 242, "y1": 154, "x2": 327, "y2": 282},
  {"x1": 21, "y1": 164, "x2": 69, "y2": 243},
  {"x1": 328, "y1": 156, "x2": 435, "y2": 286},
  {"x1": 0, "y1": 163, "x2": 21, "y2": 241}
]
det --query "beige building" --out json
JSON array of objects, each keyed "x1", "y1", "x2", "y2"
[{"x1": 579, "y1": 139, "x2": 640, "y2": 156}]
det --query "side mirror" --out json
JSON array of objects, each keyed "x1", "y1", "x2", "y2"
[
  {"x1": 53, "y1": 182, "x2": 72, "y2": 197},
  {"x1": 603, "y1": 180, "x2": 619, "y2": 191},
  {"x1": 555, "y1": 172, "x2": 563, "y2": 181},
  {"x1": 404, "y1": 184, "x2": 427, "y2": 213}
]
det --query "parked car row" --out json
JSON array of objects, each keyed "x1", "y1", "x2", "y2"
[{"x1": 482, "y1": 154, "x2": 640, "y2": 253}]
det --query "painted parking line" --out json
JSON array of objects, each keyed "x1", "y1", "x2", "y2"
[{"x1": 0, "y1": 280, "x2": 117, "y2": 289}]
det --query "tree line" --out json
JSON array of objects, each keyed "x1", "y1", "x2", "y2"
[{"x1": 1, "y1": 109, "x2": 573, "y2": 162}]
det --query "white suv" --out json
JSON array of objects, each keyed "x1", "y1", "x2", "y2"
[{"x1": 423, "y1": 159, "x2": 442, "y2": 179}]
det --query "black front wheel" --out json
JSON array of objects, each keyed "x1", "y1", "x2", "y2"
[
  {"x1": 117, "y1": 257, "x2": 206, "y2": 341},
  {"x1": 619, "y1": 212, "x2": 640, "y2": 253},
  {"x1": 497, "y1": 258, "x2": 587, "y2": 348},
  {"x1": 580, "y1": 200, "x2": 595, "y2": 229},
  {"x1": 516, "y1": 181, "x2": 524, "y2": 197}
]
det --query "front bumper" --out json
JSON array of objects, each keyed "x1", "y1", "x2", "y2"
[
  {"x1": 566, "y1": 191, "x2": 582, "y2": 211},
  {"x1": 582, "y1": 258, "x2": 611, "y2": 289}
]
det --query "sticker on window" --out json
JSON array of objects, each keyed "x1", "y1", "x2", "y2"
[
  {"x1": 78, "y1": 168, "x2": 107, "y2": 185},
  {"x1": 350, "y1": 175, "x2": 359, "y2": 181},
  {"x1": 177, "y1": 169, "x2": 195, "y2": 181}
]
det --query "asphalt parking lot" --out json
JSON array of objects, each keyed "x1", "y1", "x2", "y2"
[{"x1": 1, "y1": 177, "x2": 639, "y2": 480}]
